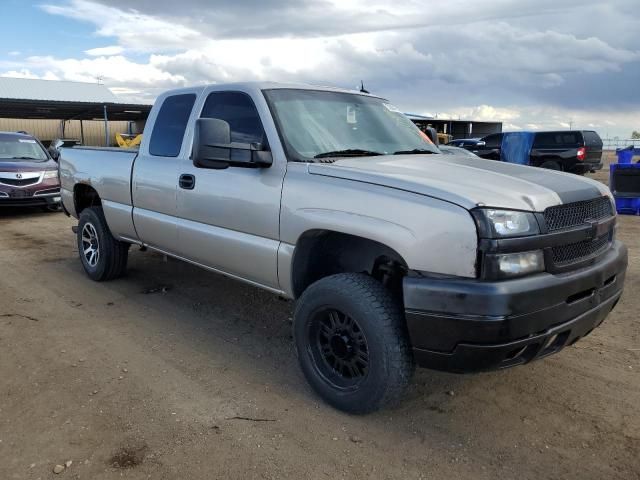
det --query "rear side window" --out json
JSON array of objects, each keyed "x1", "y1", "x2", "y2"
[
  {"x1": 533, "y1": 132, "x2": 580, "y2": 148},
  {"x1": 483, "y1": 133, "x2": 502, "y2": 148},
  {"x1": 200, "y1": 91, "x2": 265, "y2": 145},
  {"x1": 583, "y1": 131, "x2": 602, "y2": 147},
  {"x1": 149, "y1": 94, "x2": 196, "y2": 157}
]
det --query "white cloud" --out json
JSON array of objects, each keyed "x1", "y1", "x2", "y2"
[
  {"x1": 41, "y1": 0, "x2": 205, "y2": 52},
  {"x1": 84, "y1": 45, "x2": 125, "y2": 56},
  {"x1": 0, "y1": 69, "x2": 60, "y2": 81}
]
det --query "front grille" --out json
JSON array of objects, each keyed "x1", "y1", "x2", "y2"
[
  {"x1": 551, "y1": 233, "x2": 611, "y2": 266},
  {"x1": 543, "y1": 196, "x2": 613, "y2": 232},
  {"x1": 0, "y1": 177, "x2": 39, "y2": 187}
]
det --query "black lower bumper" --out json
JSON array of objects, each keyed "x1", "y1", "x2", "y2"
[
  {"x1": 0, "y1": 195, "x2": 61, "y2": 207},
  {"x1": 571, "y1": 161, "x2": 603, "y2": 173},
  {"x1": 404, "y1": 241, "x2": 627, "y2": 373}
]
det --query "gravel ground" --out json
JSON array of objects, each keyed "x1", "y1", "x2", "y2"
[{"x1": 0, "y1": 154, "x2": 638, "y2": 479}]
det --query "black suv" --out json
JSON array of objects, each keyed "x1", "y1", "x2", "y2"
[{"x1": 469, "y1": 130, "x2": 603, "y2": 174}]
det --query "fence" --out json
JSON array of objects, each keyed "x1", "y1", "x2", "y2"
[
  {"x1": 0, "y1": 118, "x2": 133, "y2": 147},
  {"x1": 602, "y1": 138, "x2": 640, "y2": 151}
]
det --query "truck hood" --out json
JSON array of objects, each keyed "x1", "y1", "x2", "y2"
[
  {"x1": 0, "y1": 159, "x2": 56, "y2": 172},
  {"x1": 308, "y1": 154, "x2": 610, "y2": 211}
]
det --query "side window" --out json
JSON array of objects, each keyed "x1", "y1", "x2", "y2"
[
  {"x1": 534, "y1": 132, "x2": 580, "y2": 147},
  {"x1": 483, "y1": 134, "x2": 502, "y2": 148},
  {"x1": 149, "y1": 94, "x2": 196, "y2": 157},
  {"x1": 583, "y1": 131, "x2": 602, "y2": 147},
  {"x1": 200, "y1": 91, "x2": 265, "y2": 145},
  {"x1": 533, "y1": 133, "x2": 553, "y2": 148}
]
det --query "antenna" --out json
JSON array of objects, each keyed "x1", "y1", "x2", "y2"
[{"x1": 359, "y1": 81, "x2": 369, "y2": 94}]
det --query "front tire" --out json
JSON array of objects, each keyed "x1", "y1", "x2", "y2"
[
  {"x1": 77, "y1": 207, "x2": 129, "y2": 281},
  {"x1": 294, "y1": 273, "x2": 414, "y2": 414}
]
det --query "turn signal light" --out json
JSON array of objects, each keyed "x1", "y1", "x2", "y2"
[{"x1": 577, "y1": 147, "x2": 586, "y2": 161}]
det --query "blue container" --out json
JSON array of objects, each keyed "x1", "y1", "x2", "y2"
[
  {"x1": 614, "y1": 197, "x2": 640, "y2": 215},
  {"x1": 615, "y1": 146, "x2": 639, "y2": 164},
  {"x1": 610, "y1": 151, "x2": 640, "y2": 215}
]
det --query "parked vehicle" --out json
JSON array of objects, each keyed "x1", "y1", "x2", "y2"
[
  {"x1": 438, "y1": 145, "x2": 479, "y2": 157},
  {"x1": 447, "y1": 138, "x2": 483, "y2": 148},
  {"x1": 471, "y1": 130, "x2": 604, "y2": 174},
  {"x1": 0, "y1": 131, "x2": 61, "y2": 209},
  {"x1": 59, "y1": 83, "x2": 627, "y2": 413}
]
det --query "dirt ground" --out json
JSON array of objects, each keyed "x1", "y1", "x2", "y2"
[{"x1": 1, "y1": 155, "x2": 638, "y2": 480}]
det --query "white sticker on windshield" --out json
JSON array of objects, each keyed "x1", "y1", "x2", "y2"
[
  {"x1": 18, "y1": 139, "x2": 36, "y2": 143},
  {"x1": 383, "y1": 103, "x2": 401, "y2": 113},
  {"x1": 347, "y1": 105, "x2": 357, "y2": 124}
]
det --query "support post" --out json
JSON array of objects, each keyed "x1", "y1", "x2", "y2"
[
  {"x1": 80, "y1": 119, "x2": 85, "y2": 145},
  {"x1": 103, "y1": 105, "x2": 109, "y2": 147}
]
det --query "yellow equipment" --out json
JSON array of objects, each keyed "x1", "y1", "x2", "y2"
[
  {"x1": 115, "y1": 133, "x2": 142, "y2": 148},
  {"x1": 438, "y1": 133, "x2": 453, "y2": 144}
]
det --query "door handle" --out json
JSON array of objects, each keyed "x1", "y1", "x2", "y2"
[{"x1": 179, "y1": 174, "x2": 195, "y2": 190}]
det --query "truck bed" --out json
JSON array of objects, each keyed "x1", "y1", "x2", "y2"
[{"x1": 59, "y1": 146, "x2": 139, "y2": 240}]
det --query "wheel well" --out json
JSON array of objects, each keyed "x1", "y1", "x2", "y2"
[
  {"x1": 291, "y1": 230, "x2": 408, "y2": 299},
  {"x1": 74, "y1": 184, "x2": 101, "y2": 214}
]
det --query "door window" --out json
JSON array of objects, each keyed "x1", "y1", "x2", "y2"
[
  {"x1": 200, "y1": 91, "x2": 265, "y2": 145},
  {"x1": 483, "y1": 134, "x2": 503, "y2": 148},
  {"x1": 149, "y1": 93, "x2": 196, "y2": 157}
]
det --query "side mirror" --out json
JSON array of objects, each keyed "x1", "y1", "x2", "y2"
[
  {"x1": 192, "y1": 118, "x2": 272, "y2": 170},
  {"x1": 49, "y1": 148, "x2": 60, "y2": 161}
]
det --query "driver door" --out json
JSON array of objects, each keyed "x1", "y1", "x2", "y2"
[{"x1": 175, "y1": 89, "x2": 286, "y2": 289}]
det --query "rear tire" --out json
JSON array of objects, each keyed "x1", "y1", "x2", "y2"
[
  {"x1": 539, "y1": 160, "x2": 562, "y2": 171},
  {"x1": 77, "y1": 207, "x2": 129, "y2": 281},
  {"x1": 294, "y1": 273, "x2": 414, "y2": 414}
]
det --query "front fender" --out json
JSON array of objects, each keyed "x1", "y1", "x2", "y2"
[{"x1": 279, "y1": 164, "x2": 478, "y2": 289}]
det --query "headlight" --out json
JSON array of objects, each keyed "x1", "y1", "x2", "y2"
[
  {"x1": 43, "y1": 170, "x2": 59, "y2": 179},
  {"x1": 484, "y1": 250, "x2": 545, "y2": 279},
  {"x1": 472, "y1": 208, "x2": 540, "y2": 238}
]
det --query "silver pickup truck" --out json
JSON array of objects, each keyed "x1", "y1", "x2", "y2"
[{"x1": 60, "y1": 82, "x2": 627, "y2": 413}]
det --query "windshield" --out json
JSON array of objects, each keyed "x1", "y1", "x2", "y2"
[
  {"x1": 263, "y1": 89, "x2": 439, "y2": 161},
  {"x1": 0, "y1": 135, "x2": 48, "y2": 161}
]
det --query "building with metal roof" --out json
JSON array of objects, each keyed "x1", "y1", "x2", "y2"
[
  {"x1": 0, "y1": 77, "x2": 152, "y2": 146},
  {"x1": 405, "y1": 113, "x2": 502, "y2": 141}
]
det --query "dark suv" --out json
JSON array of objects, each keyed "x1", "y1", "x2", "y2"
[
  {"x1": 470, "y1": 130, "x2": 604, "y2": 174},
  {"x1": 0, "y1": 131, "x2": 61, "y2": 209}
]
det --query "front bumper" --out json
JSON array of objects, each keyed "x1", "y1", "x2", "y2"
[
  {"x1": 404, "y1": 241, "x2": 627, "y2": 373},
  {"x1": 0, "y1": 192, "x2": 61, "y2": 207}
]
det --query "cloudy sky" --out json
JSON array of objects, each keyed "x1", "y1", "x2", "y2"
[{"x1": 0, "y1": 0, "x2": 638, "y2": 137}]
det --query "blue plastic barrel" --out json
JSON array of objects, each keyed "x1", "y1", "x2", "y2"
[{"x1": 611, "y1": 147, "x2": 640, "y2": 215}]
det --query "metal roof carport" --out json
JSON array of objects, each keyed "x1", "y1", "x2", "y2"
[
  {"x1": 406, "y1": 113, "x2": 502, "y2": 140},
  {"x1": 0, "y1": 98, "x2": 152, "y2": 145},
  {"x1": 0, "y1": 77, "x2": 151, "y2": 145}
]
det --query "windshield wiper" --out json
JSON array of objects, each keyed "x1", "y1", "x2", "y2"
[
  {"x1": 314, "y1": 149, "x2": 384, "y2": 159},
  {"x1": 10, "y1": 156, "x2": 41, "y2": 160},
  {"x1": 393, "y1": 148, "x2": 437, "y2": 155}
]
